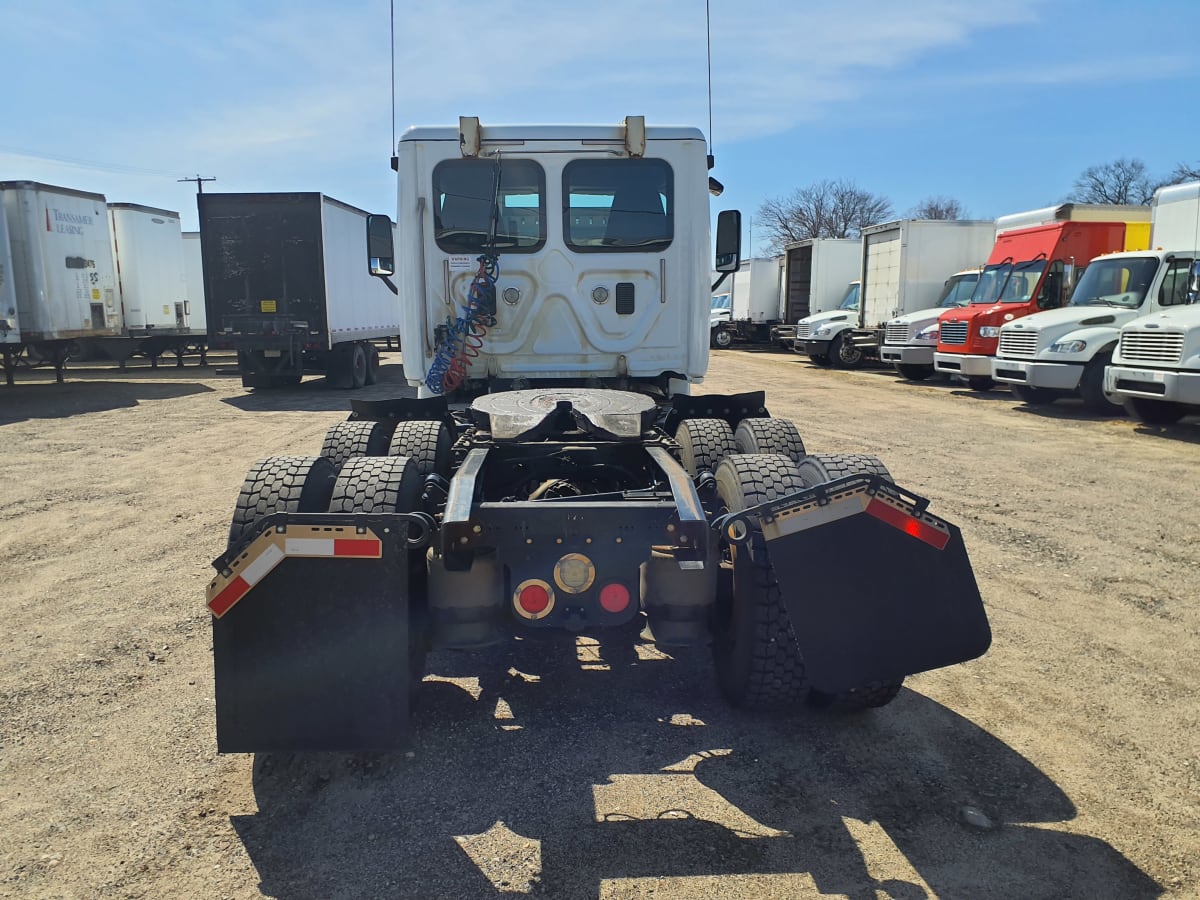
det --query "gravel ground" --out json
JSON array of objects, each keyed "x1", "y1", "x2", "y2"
[{"x1": 0, "y1": 348, "x2": 1196, "y2": 899}]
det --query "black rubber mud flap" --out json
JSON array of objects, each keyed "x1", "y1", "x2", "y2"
[
  {"x1": 209, "y1": 513, "x2": 425, "y2": 753},
  {"x1": 728, "y1": 475, "x2": 990, "y2": 694}
]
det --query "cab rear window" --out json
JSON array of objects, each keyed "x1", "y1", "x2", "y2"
[
  {"x1": 433, "y1": 159, "x2": 545, "y2": 253},
  {"x1": 563, "y1": 159, "x2": 673, "y2": 253}
]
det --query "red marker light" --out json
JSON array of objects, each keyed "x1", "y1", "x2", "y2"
[
  {"x1": 518, "y1": 583, "x2": 550, "y2": 615},
  {"x1": 599, "y1": 583, "x2": 631, "y2": 613}
]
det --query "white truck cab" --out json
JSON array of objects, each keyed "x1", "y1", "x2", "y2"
[
  {"x1": 390, "y1": 119, "x2": 712, "y2": 398},
  {"x1": 992, "y1": 250, "x2": 1194, "y2": 411},
  {"x1": 792, "y1": 280, "x2": 860, "y2": 363},
  {"x1": 879, "y1": 268, "x2": 980, "y2": 380},
  {"x1": 1105, "y1": 294, "x2": 1200, "y2": 423}
]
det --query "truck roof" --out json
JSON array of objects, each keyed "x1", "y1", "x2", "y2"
[
  {"x1": 0, "y1": 180, "x2": 107, "y2": 203},
  {"x1": 861, "y1": 218, "x2": 995, "y2": 236},
  {"x1": 995, "y1": 203, "x2": 1151, "y2": 232},
  {"x1": 108, "y1": 202, "x2": 181, "y2": 219},
  {"x1": 400, "y1": 124, "x2": 706, "y2": 142}
]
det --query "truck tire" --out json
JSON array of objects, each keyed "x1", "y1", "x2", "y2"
[
  {"x1": 712, "y1": 453, "x2": 810, "y2": 709},
  {"x1": 830, "y1": 332, "x2": 863, "y2": 369},
  {"x1": 793, "y1": 452, "x2": 904, "y2": 711},
  {"x1": 711, "y1": 328, "x2": 733, "y2": 349},
  {"x1": 319, "y1": 420, "x2": 392, "y2": 471},
  {"x1": 896, "y1": 363, "x2": 932, "y2": 381},
  {"x1": 734, "y1": 417, "x2": 805, "y2": 464},
  {"x1": 675, "y1": 418, "x2": 737, "y2": 476},
  {"x1": 966, "y1": 375, "x2": 995, "y2": 391},
  {"x1": 795, "y1": 452, "x2": 892, "y2": 486},
  {"x1": 350, "y1": 343, "x2": 368, "y2": 390},
  {"x1": 1012, "y1": 384, "x2": 1057, "y2": 405},
  {"x1": 388, "y1": 420, "x2": 451, "y2": 478},
  {"x1": 328, "y1": 456, "x2": 427, "y2": 682},
  {"x1": 227, "y1": 456, "x2": 337, "y2": 552},
  {"x1": 1124, "y1": 397, "x2": 1186, "y2": 425},
  {"x1": 1078, "y1": 352, "x2": 1122, "y2": 414},
  {"x1": 364, "y1": 344, "x2": 381, "y2": 386}
]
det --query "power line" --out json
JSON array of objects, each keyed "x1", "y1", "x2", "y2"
[{"x1": 179, "y1": 175, "x2": 216, "y2": 194}]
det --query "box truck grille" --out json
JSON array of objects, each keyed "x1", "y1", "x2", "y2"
[
  {"x1": 1119, "y1": 331, "x2": 1184, "y2": 365},
  {"x1": 940, "y1": 321, "x2": 968, "y2": 345},
  {"x1": 795, "y1": 323, "x2": 812, "y2": 340},
  {"x1": 998, "y1": 331, "x2": 1038, "y2": 358},
  {"x1": 884, "y1": 323, "x2": 911, "y2": 344}
]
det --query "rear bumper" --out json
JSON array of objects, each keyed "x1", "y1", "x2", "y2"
[
  {"x1": 934, "y1": 352, "x2": 992, "y2": 377},
  {"x1": 881, "y1": 344, "x2": 934, "y2": 365},
  {"x1": 1105, "y1": 365, "x2": 1200, "y2": 404},
  {"x1": 992, "y1": 358, "x2": 1082, "y2": 391}
]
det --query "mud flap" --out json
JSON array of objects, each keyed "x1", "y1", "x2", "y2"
[
  {"x1": 728, "y1": 476, "x2": 990, "y2": 694},
  {"x1": 208, "y1": 514, "x2": 428, "y2": 753}
]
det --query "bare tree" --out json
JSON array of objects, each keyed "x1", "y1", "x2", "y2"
[
  {"x1": 909, "y1": 195, "x2": 965, "y2": 220},
  {"x1": 756, "y1": 179, "x2": 893, "y2": 253},
  {"x1": 1167, "y1": 161, "x2": 1200, "y2": 184},
  {"x1": 1068, "y1": 158, "x2": 1162, "y2": 205}
]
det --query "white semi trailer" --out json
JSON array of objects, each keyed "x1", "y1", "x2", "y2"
[{"x1": 0, "y1": 181, "x2": 121, "y2": 383}]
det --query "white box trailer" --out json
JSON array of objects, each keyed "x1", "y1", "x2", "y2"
[
  {"x1": 0, "y1": 181, "x2": 121, "y2": 382},
  {"x1": 0, "y1": 208, "x2": 19, "y2": 347},
  {"x1": 200, "y1": 192, "x2": 403, "y2": 389},
  {"x1": 181, "y1": 231, "x2": 206, "y2": 333},
  {"x1": 771, "y1": 238, "x2": 862, "y2": 348},
  {"x1": 108, "y1": 203, "x2": 195, "y2": 333}
]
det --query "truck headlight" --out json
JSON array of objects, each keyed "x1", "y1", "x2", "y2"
[
  {"x1": 1049, "y1": 339, "x2": 1087, "y2": 353},
  {"x1": 814, "y1": 326, "x2": 833, "y2": 337},
  {"x1": 979, "y1": 326, "x2": 1001, "y2": 338},
  {"x1": 916, "y1": 325, "x2": 938, "y2": 342}
]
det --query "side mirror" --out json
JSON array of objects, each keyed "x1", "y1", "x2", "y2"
[
  {"x1": 715, "y1": 210, "x2": 741, "y2": 273},
  {"x1": 366, "y1": 214, "x2": 395, "y2": 277},
  {"x1": 1189, "y1": 260, "x2": 1200, "y2": 301}
]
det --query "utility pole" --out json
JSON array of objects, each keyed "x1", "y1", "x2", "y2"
[{"x1": 179, "y1": 174, "x2": 215, "y2": 193}]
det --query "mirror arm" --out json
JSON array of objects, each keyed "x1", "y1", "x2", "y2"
[
  {"x1": 711, "y1": 271, "x2": 731, "y2": 293},
  {"x1": 380, "y1": 275, "x2": 398, "y2": 295}
]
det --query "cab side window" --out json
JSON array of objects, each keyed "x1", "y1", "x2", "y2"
[
  {"x1": 1036, "y1": 260, "x2": 1065, "y2": 309},
  {"x1": 1159, "y1": 257, "x2": 1194, "y2": 307}
]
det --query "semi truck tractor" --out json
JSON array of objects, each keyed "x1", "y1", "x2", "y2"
[
  {"x1": 994, "y1": 184, "x2": 1200, "y2": 411},
  {"x1": 199, "y1": 192, "x2": 402, "y2": 389},
  {"x1": 0, "y1": 181, "x2": 122, "y2": 384},
  {"x1": 206, "y1": 117, "x2": 991, "y2": 752},
  {"x1": 846, "y1": 219, "x2": 995, "y2": 369},
  {"x1": 933, "y1": 204, "x2": 1151, "y2": 390},
  {"x1": 709, "y1": 256, "x2": 783, "y2": 348},
  {"x1": 770, "y1": 237, "x2": 861, "y2": 350},
  {"x1": 878, "y1": 267, "x2": 982, "y2": 380}
]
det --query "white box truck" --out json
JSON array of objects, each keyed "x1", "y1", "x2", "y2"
[
  {"x1": 770, "y1": 238, "x2": 861, "y2": 349},
  {"x1": 878, "y1": 267, "x2": 981, "y2": 379},
  {"x1": 994, "y1": 183, "x2": 1198, "y2": 412},
  {"x1": 0, "y1": 180, "x2": 121, "y2": 382},
  {"x1": 200, "y1": 192, "x2": 403, "y2": 389},
  {"x1": 1102, "y1": 183, "x2": 1200, "y2": 423},
  {"x1": 843, "y1": 219, "x2": 995, "y2": 368},
  {"x1": 709, "y1": 256, "x2": 783, "y2": 347}
]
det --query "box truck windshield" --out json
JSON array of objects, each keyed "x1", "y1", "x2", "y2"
[
  {"x1": 972, "y1": 259, "x2": 1047, "y2": 305},
  {"x1": 838, "y1": 282, "x2": 860, "y2": 310},
  {"x1": 1067, "y1": 256, "x2": 1160, "y2": 309},
  {"x1": 937, "y1": 272, "x2": 979, "y2": 308}
]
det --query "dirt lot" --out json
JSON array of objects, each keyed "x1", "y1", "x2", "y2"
[{"x1": 0, "y1": 349, "x2": 1196, "y2": 899}]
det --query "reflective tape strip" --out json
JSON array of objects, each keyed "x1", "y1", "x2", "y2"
[
  {"x1": 865, "y1": 498, "x2": 950, "y2": 550},
  {"x1": 207, "y1": 526, "x2": 382, "y2": 618},
  {"x1": 761, "y1": 490, "x2": 868, "y2": 541}
]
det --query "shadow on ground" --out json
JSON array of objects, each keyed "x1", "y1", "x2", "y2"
[
  {"x1": 231, "y1": 637, "x2": 1159, "y2": 899},
  {"x1": 220, "y1": 361, "x2": 417, "y2": 413},
  {"x1": 0, "y1": 379, "x2": 214, "y2": 423}
]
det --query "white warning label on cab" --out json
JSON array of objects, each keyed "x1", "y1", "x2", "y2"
[{"x1": 448, "y1": 255, "x2": 475, "y2": 271}]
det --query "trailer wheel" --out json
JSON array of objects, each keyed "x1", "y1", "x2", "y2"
[
  {"x1": 712, "y1": 453, "x2": 810, "y2": 709},
  {"x1": 795, "y1": 452, "x2": 892, "y2": 486},
  {"x1": 1011, "y1": 384, "x2": 1057, "y2": 405},
  {"x1": 1124, "y1": 397, "x2": 1186, "y2": 425},
  {"x1": 388, "y1": 420, "x2": 451, "y2": 478},
  {"x1": 711, "y1": 328, "x2": 733, "y2": 349},
  {"x1": 896, "y1": 364, "x2": 932, "y2": 381},
  {"x1": 734, "y1": 417, "x2": 805, "y2": 464},
  {"x1": 328, "y1": 456, "x2": 428, "y2": 682},
  {"x1": 793, "y1": 452, "x2": 904, "y2": 710},
  {"x1": 675, "y1": 418, "x2": 737, "y2": 476},
  {"x1": 350, "y1": 343, "x2": 368, "y2": 390},
  {"x1": 363, "y1": 345, "x2": 381, "y2": 386},
  {"x1": 966, "y1": 375, "x2": 994, "y2": 391},
  {"x1": 227, "y1": 456, "x2": 337, "y2": 552},
  {"x1": 1079, "y1": 352, "x2": 1122, "y2": 414},
  {"x1": 319, "y1": 420, "x2": 392, "y2": 471},
  {"x1": 830, "y1": 333, "x2": 863, "y2": 369}
]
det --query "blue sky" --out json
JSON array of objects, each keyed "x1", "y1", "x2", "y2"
[{"x1": 1, "y1": 1, "x2": 1195, "y2": 254}]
